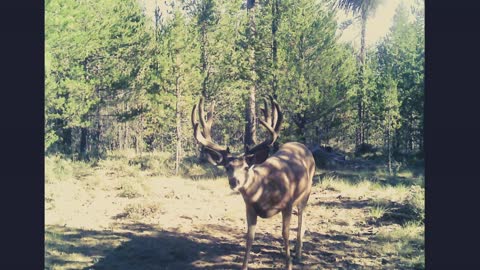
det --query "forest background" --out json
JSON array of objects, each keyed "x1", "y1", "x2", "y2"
[{"x1": 45, "y1": 0, "x2": 424, "y2": 175}]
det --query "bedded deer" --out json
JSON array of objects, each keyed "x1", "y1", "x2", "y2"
[{"x1": 191, "y1": 96, "x2": 315, "y2": 270}]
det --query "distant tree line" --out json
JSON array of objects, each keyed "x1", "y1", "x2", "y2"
[{"x1": 45, "y1": 0, "x2": 424, "y2": 171}]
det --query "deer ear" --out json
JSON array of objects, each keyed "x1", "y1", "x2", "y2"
[
  {"x1": 202, "y1": 147, "x2": 226, "y2": 166},
  {"x1": 251, "y1": 148, "x2": 269, "y2": 164},
  {"x1": 245, "y1": 154, "x2": 256, "y2": 167},
  {"x1": 226, "y1": 146, "x2": 231, "y2": 153}
]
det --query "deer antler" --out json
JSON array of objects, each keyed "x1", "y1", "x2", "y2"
[
  {"x1": 192, "y1": 97, "x2": 230, "y2": 165},
  {"x1": 246, "y1": 95, "x2": 283, "y2": 159}
]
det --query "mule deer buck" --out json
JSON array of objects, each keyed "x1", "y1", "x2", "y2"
[{"x1": 191, "y1": 96, "x2": 315, "y2": 270}]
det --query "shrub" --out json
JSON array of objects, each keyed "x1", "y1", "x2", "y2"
[
  {"x1": 180, "y1": 156, "x2": 224, "y2": 180},
  {"x1": 312, "y1": 149, "x2": 329, "y2": 168},
  {"x1": 354, "y1": 143, "x2": 377, "y2": 156},
  {"x1": 374, "y1": 220, "x2": 424, "y2": 269},
  {"x1": 128, "y1": 151, "x2": 174, "y2": 176},
  {"x1": 116, "y1": 178, "x2": 146, "y2": 198},
  {"x1": 45, "y1": 155, "x2": 74, "y2": 183},
  {"x1": 380, "y1": 185, "x2": 425, "y2": 224},
  {"x1": 97, "y1": 158, "x2": 140, "y2": 178},
  {"x1": 122, "y1": 201, "x2": 163, "y2": 219},
  {"x1": 404, "y1": 185, "x2": 425, "y2": 223}
]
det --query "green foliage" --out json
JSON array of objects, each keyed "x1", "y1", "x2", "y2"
[
  {"x1": 45, "y1": 0, "x2": 424, "y2": 169},
  {"x1": 45, "y1": 0, "x2": 151, "y2": 156},
  {"x1": 129, "y1": 152, "x2": 175, "y2": 176},
  {"x1": 180, "y1": 156, "x2": 225, "y2": 180},
  {"x1": 374, "y1": 221, "x2": 424, "y2": 269},
  {"x1": 97, "y1": 154, "x2": 141, "y2": 178},
  {"x1": 404, "y1": 185, "x2": 425, "y2": 222},
  {"x1": 373, "y1": 2, "x2": 424, "y2": 153},
  {"x1": 45, "y1": 155, "x2": 74, "y2": 183},
  {"x1": 45, "y1": 155, "x2": 92, "y2": 183},
  {"x1": 277, "y1": 0, "x2": 357, "y2": 144}
]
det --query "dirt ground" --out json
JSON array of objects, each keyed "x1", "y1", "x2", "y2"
[{"x1": 45, "y1": 171, "x2": 422, "y2": 270}]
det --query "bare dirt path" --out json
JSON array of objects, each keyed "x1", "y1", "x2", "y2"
[{"x1": 45, "y1": 174, "x2": 418, "y2": 269}]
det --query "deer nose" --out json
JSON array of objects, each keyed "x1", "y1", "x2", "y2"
[{"x1": 229, "y1": 178, "x2": 240, "y2": 188}]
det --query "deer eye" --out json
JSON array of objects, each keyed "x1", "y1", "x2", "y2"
[{"x1": 244, "y1": 167, "x2": 249, "y2": 171}]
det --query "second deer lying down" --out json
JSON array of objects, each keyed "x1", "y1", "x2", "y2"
[{"x1": 191, "y1": 96, "x2": 315, "y2": 270}]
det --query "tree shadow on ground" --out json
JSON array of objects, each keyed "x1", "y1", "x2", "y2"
[
  {"x1": 299, "y1": 230, "x2": 379, "y2": 269},
  {"x1": 46, "y1": 223, "x2": 281, "y2": 270},
  {"x1": 45, "y1": 219, "x2": 388, "y2": 270},
  {"x1": 46, "y1": 183, "x2": 423, "y2": 270},
  {"x1": 91, "y1": 230, "x2": 243, "y2": 269}
]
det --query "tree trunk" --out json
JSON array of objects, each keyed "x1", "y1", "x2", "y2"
[
  {"x1": 245, "y1": 1, "x2": 257, "y2": 150},
  {"x1": 80, "y1": 127, "x2": 88, "y2": 160},
  {"x1": 360, "y1": 6, "x2": 367, "y2": 68},
  {"x1": 201, "y1": 23, "x2": 208, "y2": 99},
  {"x1": 363, "y1": 107, "x2": 368, "y2": 144},
  {"x1": 124, "y1": 102, "x2": 129, "y2": 149},
  {"x1": 294, "y1": 113, "x2": 307, "y2": 144},
  {"x1": 139, "y1": 114, "x2": 144, "y2": 155},
  {"x1": 245, "y1": 83, "x2": 257, "y2": 149},
  {"x1": 63, "y1": 127, "x2": 72, "y2": 157},
  {"x1": 356, "y1": 97, "x2": 363, "y2": 146},
  {"x1": 387, "y1": 126, "x2": 392, "y2": 176},
  {"x1": 271, "y1": 0, "x2": 280, "y2": 153},
  {"x1": 118, "y1": 123, "x2": 123, "y2": 150},
  {"x1": 356, "y1": 6, "x2": 368, "y2": 148},
  {"x1": 175, "y1": 75, "x2": 182, "y2": 175},
  {"x1": 94, "y1": 90, "x2": 102, "y2": 157},
  {"x1": 271, "y1": 0, "x2": 279, "y2": 98}
]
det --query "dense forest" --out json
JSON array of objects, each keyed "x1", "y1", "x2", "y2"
[{"x1": 45, "y1": 0, "x2": 424, "y2": 173}]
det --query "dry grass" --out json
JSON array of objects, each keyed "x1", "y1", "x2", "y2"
[
  {"x1": 368, "y1": 221, "x2": 425, "y2": 269},
  {"x1": 122, "y1": 200, "x2": 164, "y2": 219},
  {"x1": 45, "y1": 155, "x2": 425, "y2": 270}
]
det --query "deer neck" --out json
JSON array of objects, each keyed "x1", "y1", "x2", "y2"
[{"x1": 239, "y1": 166, "x2": 265, "y2": 203}]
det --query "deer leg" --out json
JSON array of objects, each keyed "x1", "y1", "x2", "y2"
[
  {"x1": 282, "y1": 206, "x2": 293, "y2": 270},
  {"x1": 295, "y1": 205, "x2": 306, "y2": 262},
  {"x1": 242, "y1": 206, "x2": 257, "y2": 270}
]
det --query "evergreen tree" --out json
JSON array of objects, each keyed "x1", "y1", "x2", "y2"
[{"x1": 375, "y1": 2, "x2": 424, "y2": 155}]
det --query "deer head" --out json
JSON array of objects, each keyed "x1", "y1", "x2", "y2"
[{"x1": 191, "y1": 96, "x2": 283, "y2": 191}]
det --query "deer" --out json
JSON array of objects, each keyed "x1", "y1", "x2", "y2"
[{"x1": 191, "y1": 96, "x2": 315, "y2": 270}]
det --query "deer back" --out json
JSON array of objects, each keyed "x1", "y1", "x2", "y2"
[{"x1": 241, "y1": 142, "x2": 315, "y2": 218}]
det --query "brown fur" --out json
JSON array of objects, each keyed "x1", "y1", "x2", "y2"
[{"x1": 238, "y1": 142, "x2": 315, "y2": 270}]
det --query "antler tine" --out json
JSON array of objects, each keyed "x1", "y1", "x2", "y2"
[
  {"x1": 204, "y1": 100, "x2": 215, "y2": 139},
  {"x1": 269, "y1": 95, "x2": 278, "y2": 129},
  {"x1": 193, "y1": 123, "x2": 225, "y2": 151},
  {"x1": 273, "y1": 99, "x2": 283, "y2": 132},
  {"x1": 258, "y1": 118, "x2": 278, "y2": 143},
  {"x1": 191, "y1": 103, "x2": 198, "y2": 129},
  {"x1": 192, "y1": 98, "x2": 228, "y2": 155},
  {"x1": 263, "y1": 97, "x2": 272, "y2": 126},
  {"x1": 246, "y1": 96, "x2": 282, "y2": 155},
  {"x1": 198, "y1": 97, "x2": 208, "y2": 137}
]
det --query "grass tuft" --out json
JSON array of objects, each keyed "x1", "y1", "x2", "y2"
[
  {"x1": 122, "y1": 201, "x2": 163, "y2": 219},
  {"x1": 369, "y1": 204, "x2": 390, "y2": 221},
  {"x1": 373, "y1": 220, "x2": 424, "y2": 269},
  {"x1": 116, "y1": 177, "x2": 148, "y2": 198}
]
